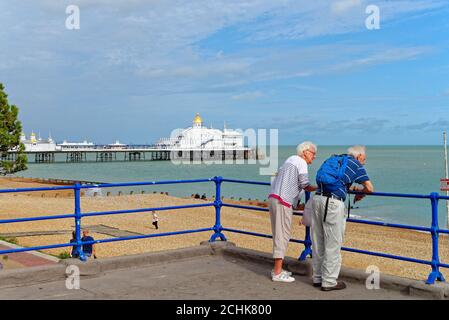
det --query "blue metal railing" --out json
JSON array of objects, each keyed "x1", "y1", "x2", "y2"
[{"x1": 0, "y1": 176, "x2": 448, "y2": 284}]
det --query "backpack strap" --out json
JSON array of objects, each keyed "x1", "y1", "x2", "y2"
[
  {"x1": 323, "y1": 196, "x2": 330, "y2": 222},
  {"x1": 347, "y1": 194, "x2": 351, "y2": 219}
]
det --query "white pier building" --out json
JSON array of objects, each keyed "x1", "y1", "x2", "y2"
[
  {"x1": 20, "y1": 132, "x2": 60, "y2": 152},
  {"x1": 155, "y1": 113, "x2": 244, "y2": 150}
]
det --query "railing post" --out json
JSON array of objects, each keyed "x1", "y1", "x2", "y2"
[
  {"x1": 74, "y1": 183, "x2": 86, "y2": 261},
  {"x1": 426, "y1": 192, "x2": 445, "y2": 284},
  {"x1": 299, "y1": 191, "x2": 312, "y2": 260},
  {"x1": 209, "y1": 176, "x2": 227, "y2": 242}
]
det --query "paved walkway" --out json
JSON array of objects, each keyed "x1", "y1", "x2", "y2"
[
  {"x1": 0, "y1": 224, "x2": 141, "y2": 271},
  {"x1": 0, "y1": 254, "x2": 420, "y2": 300},
  {"x1": 0, "y1": 224, "x2": 142, "y2": 239},
  {"x1": 0, "y1": 241, "x2": 58, "y2": 270}
]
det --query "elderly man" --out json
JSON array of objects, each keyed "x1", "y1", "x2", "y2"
[
  {"x1": 312, "y1": 145, "x2": 374, "y2": 291},
  {"x1": 268, "y1": 141, "x2": 318, "y2": 282}
]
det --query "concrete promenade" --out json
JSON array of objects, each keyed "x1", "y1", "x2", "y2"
[{"x1": 0, "y1": 242, "x2": 448, "y2": 300}]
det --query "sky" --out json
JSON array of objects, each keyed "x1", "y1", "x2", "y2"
[{"x1": 1, "y1": 0, "x2": 449, "y2": 145}]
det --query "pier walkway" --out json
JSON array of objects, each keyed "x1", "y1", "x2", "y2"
[{"x1": 0, "y1": 242, "x2": 447, "y2": 300}]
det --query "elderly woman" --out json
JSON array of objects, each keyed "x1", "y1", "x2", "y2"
[{"x1": 268, "y1": 141, "x2": 318, "y2": 282}]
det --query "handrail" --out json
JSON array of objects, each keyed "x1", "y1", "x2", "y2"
[{"x1": 0, "y1": 176, "x2": 447, "y2": 284}]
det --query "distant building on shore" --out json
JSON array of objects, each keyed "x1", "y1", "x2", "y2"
[{"x1": 155, "y1": 113, "x2": 244, "y2": 150}]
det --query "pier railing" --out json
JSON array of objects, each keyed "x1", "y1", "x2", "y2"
[{"x1": 0, "y1": 176, "x2": 448, "y2": 284}]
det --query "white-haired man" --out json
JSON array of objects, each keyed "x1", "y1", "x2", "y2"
[
  {"x1": 268, "y1": 141, "x2": 318, "y2": 282},
  {"x1": 312, "y1": 145, "x2": 374, "y2": 291}
]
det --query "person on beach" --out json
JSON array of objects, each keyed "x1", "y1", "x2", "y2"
[
  {"x1": 81, "y1": 229, "x2": 97, "y2": 259},
  {"x1": 312, "y1": 145, "x2": 374, "y2": 291},
  {"x1": 268, "y1": 141, "x2": 318, "y2": 282},
  {"x1": 69, "y1": 231, "x2": 79, "y2": 258},
  {"x1": 152, "y1": 211, "x2": 159, "y2": 230}
]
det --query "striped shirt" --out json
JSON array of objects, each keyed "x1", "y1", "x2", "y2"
[
  {"x1": 317, "y1": 155, "x2": 369, "y2": 201},
  {"x1": 269, "y1": 155, "x2": 310, "y2": 208}
]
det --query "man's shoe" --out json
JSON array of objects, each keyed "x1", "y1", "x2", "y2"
[
  {"x1": 313, "y1": 282, "x2": 322, "y2": 287},
  {"x1": 321, "y1": 281, "x2": 346, "y2": 291},
  {"x1": 272, "y1": 270, "x2": 295, "y2": 283}
]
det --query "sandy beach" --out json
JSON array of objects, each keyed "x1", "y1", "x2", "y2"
[{"x1": 0, "y1": 177, "x2": 448, "y2": 282}]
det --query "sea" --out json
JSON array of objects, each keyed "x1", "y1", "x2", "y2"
[{"x1": 13, "y1": 145, "x2": 449, "y2": 228}]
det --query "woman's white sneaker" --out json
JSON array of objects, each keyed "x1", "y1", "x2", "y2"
[
  {"x1": 272, "y1": 270, "x2": 295, "y2": 283},
  {"x1": 271, "y1": 269, "x2": 292, "y2": 277}
]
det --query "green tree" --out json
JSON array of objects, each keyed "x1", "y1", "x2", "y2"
[{"x1": 0, "y1": 83, "x2": 27, "y2": 175}]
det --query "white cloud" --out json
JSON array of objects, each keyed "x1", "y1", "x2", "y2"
[
  {"x1": 242, "y1": 0, "x2": 446, "y2": 41},
  {"x1": 331, "y1": 0, "x2": 362, "y2": 14},
  {"x1": 231, "y1": 91, "x2": 265, "y2": 100}
]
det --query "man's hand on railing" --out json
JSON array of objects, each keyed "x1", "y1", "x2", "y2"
[
  {"x1": 352, "y1": 180, "x2": 374, "y2": 203},
  {"x1": 354, "y1": 194, "x2": 366, "y2": 203}
]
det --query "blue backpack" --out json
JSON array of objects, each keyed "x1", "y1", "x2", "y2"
[{"x1": 316, "y1": 154, "x2": 349, "y2": 192}]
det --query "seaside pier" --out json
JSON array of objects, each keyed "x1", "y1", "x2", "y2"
[
  {"x1": 16, "y1": 148, "x2": 255, "y2": 163},
  {"x1": 15, "y1": 114, "x2": 261, "y2": 164}
]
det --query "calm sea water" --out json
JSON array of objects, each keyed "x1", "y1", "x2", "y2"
[{"x1": 13, "y1": 146, "x2": 449, "y2": 228}]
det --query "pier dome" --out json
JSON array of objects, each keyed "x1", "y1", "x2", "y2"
[{"x1": 193, "y1": 113, "x2": 203, "y2": 127}]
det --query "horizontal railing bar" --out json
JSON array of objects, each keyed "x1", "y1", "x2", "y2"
[
  {"x1": 0, "y1": 242, "x2": 76, "y2": 255},
  {"x1": 221, "y1": 178, "x2": 270, "y2": 186},
  {"x1": 222, "y1": 227, "x2": 437, "y2": 267},
  {"x1": 0, "y1": 185, "x2": 75, "y2": 193},
  {"x1": 346, "y1": 218, "x2": 433, "y2": 233},
  {"x1": 0, "y1": 228, "x2": 213, "y2": 255},
  {"x1": 341, "y1": 246, "x2": 434, "y2": 266},
  {"x1": 79, "y1": 178, "x2": 214, "y2": 189},
  {"x1": 222, "y1": 203, "x2": 304, "y2": 216},
  {"x1": 81, "y1": 203, "x2": 215, "y2": 218},
  {"x1": 348, "y1": 190, "x2": 430, "y2": 199},
  {"x1": 223, "y1": 202, "x2": 433, "y2": 232},
  {"x1": 75, "y1": 228, "x2": 214, "y2": 246},
  {"x1": 222, "y1": 179, "x2": 432, "y2": 199},
  {"x1": 221, "y1": 227, "x2": 272, "y2": 239},
  {"x1": 222, "y1": 203, "x2": 268, "y2": 212},
  {"x1": 222, "y1": 227, "x2": 305, "y2": 245},
  {"x1": 0, "y1": 214, "x2": 76, "y2": 224}
]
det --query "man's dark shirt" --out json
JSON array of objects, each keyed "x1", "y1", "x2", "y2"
[{"x1": 81, "y1": 236, "x2": 94, "y2": 254}]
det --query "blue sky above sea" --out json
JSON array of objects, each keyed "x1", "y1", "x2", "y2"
[{"x1": 1, "y1": 0, "x2": 449, "y2": 145}]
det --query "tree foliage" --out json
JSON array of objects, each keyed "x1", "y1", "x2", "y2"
[{"x1": 0, "y1": 83, "x2": 27, "y2": 175}]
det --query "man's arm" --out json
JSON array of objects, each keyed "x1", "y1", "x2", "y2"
[
  {"x1": 354, "y1": 180, "x2": 374, "y2": 202},
  {"x1": 304, "y1": 185, "x2": 317, "y2": 192}
]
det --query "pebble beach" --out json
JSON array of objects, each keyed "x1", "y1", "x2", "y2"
[{"x1": 0, "y1": 177, "x2": 448, "y2": 282}]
